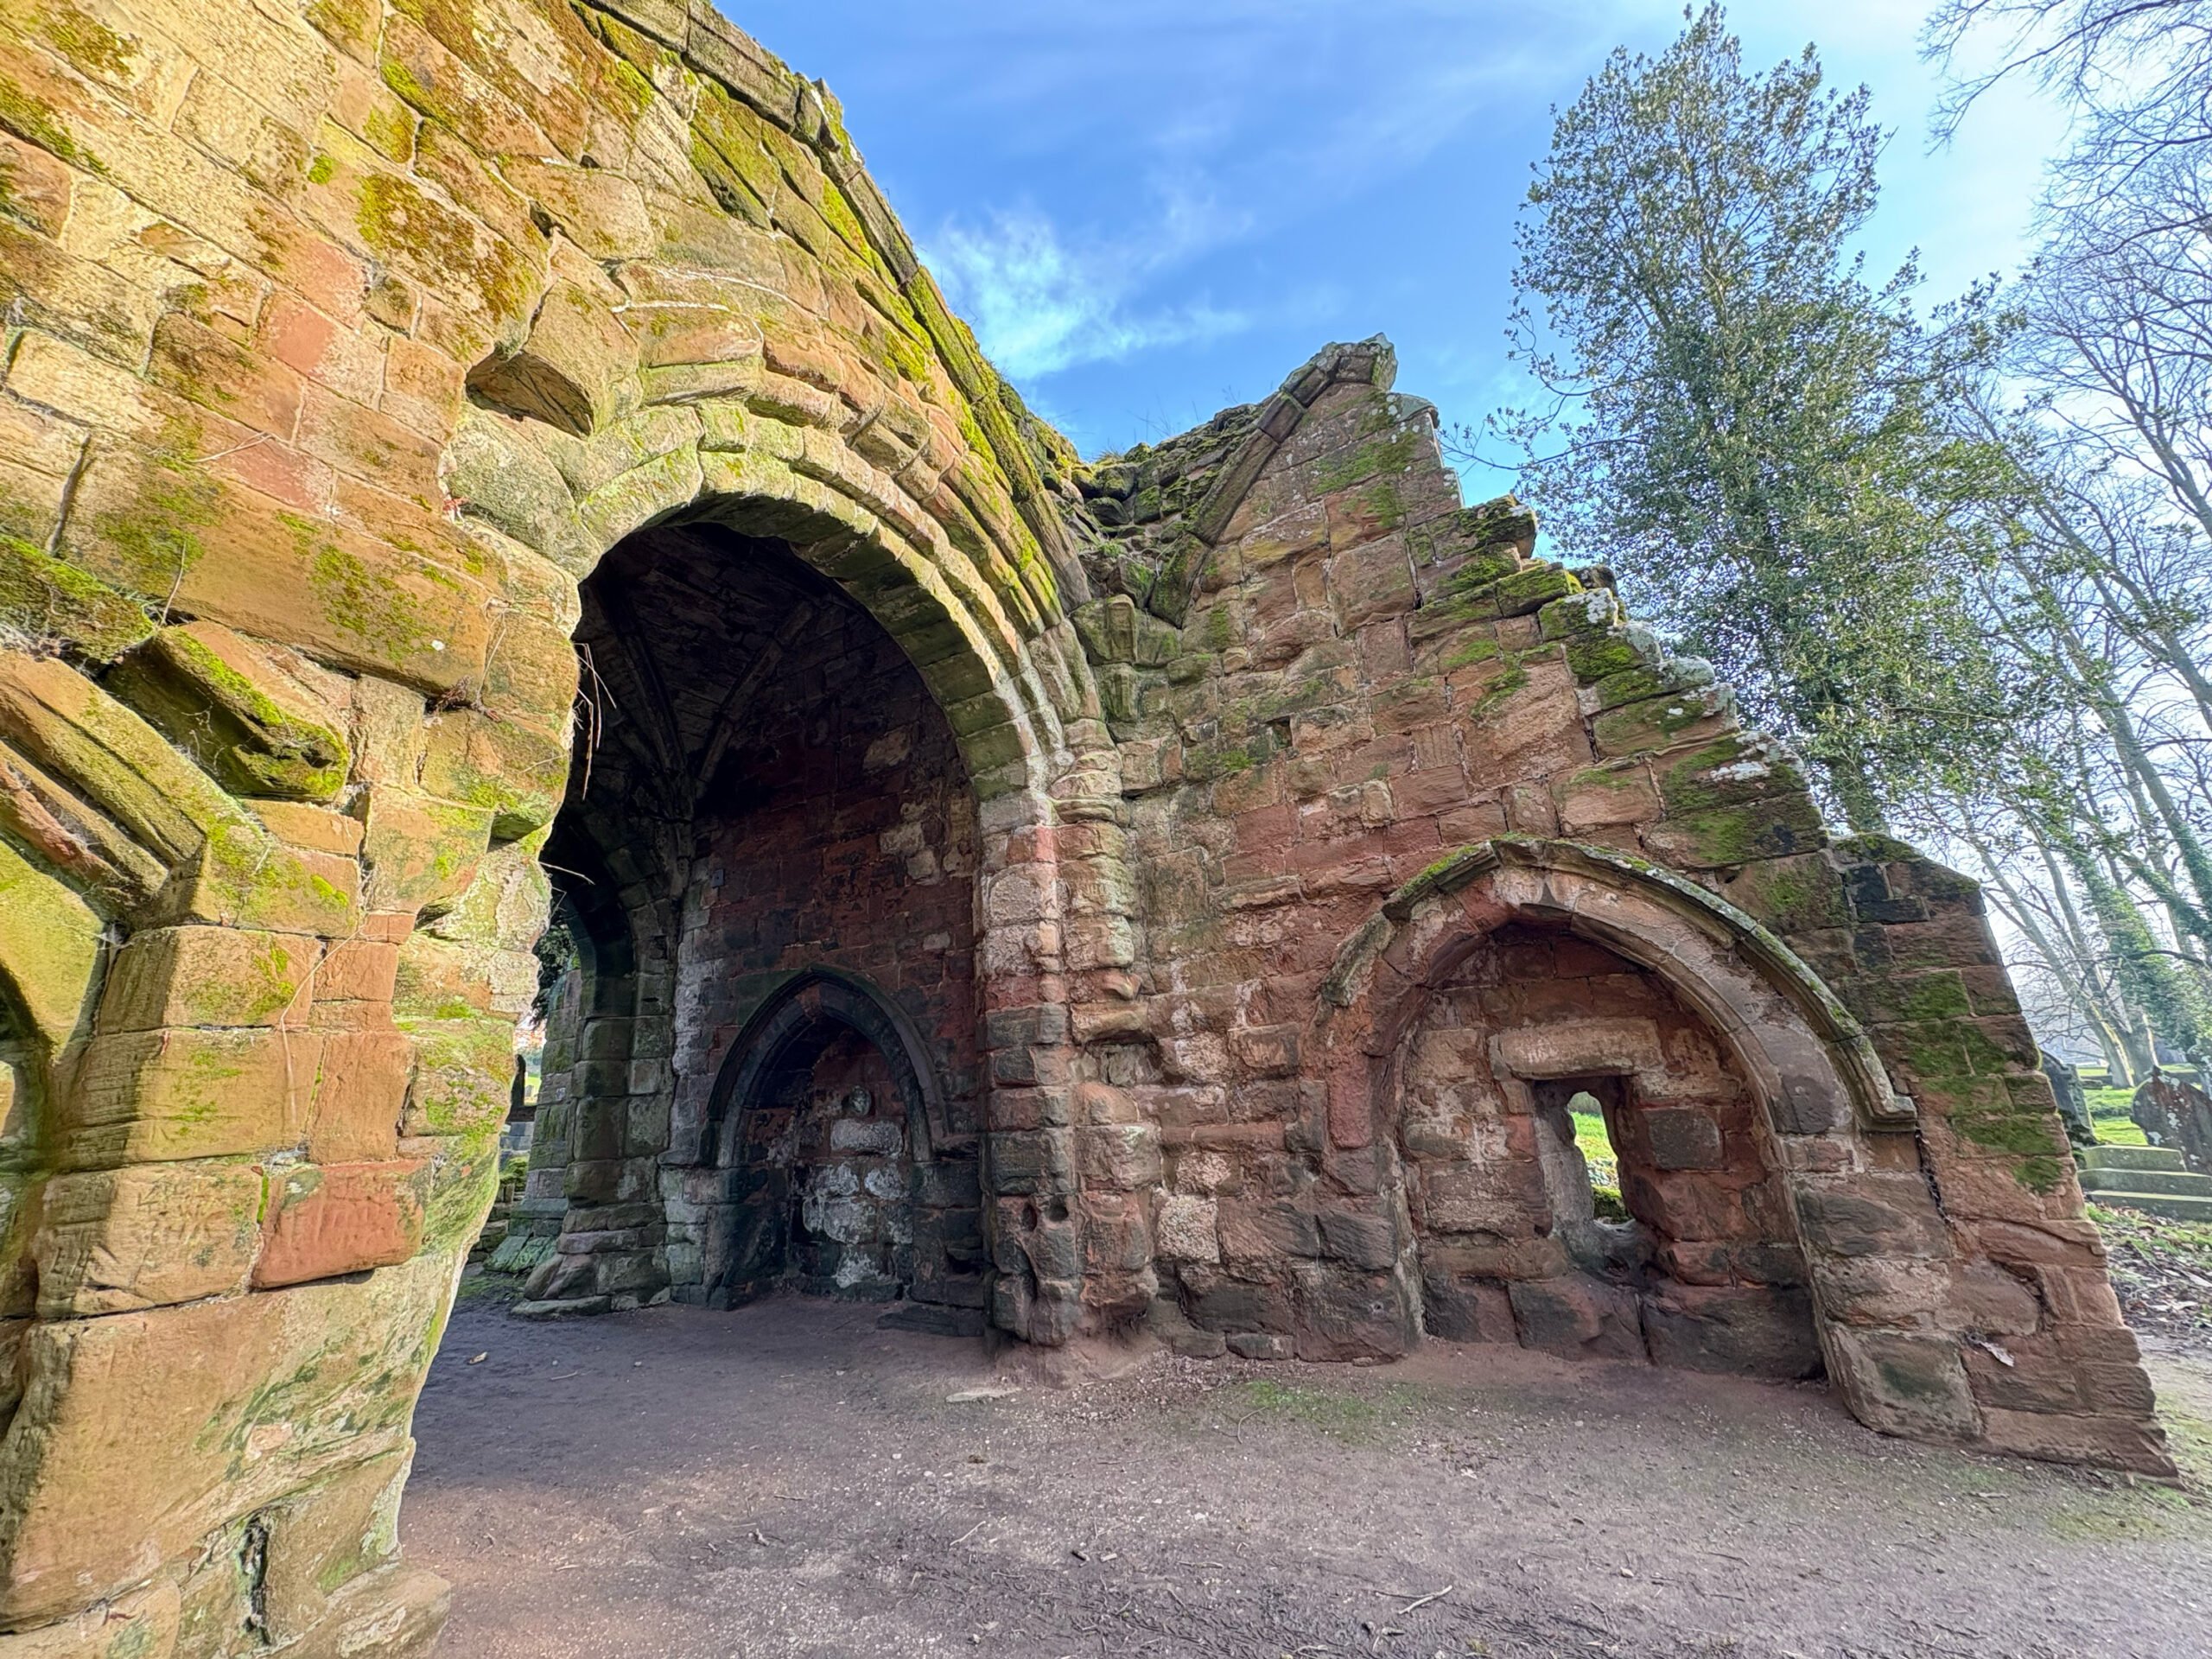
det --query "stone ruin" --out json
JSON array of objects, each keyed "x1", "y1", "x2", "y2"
[{"x1": 0, "y1": 0, "x2": 2175, "y2": 1652}]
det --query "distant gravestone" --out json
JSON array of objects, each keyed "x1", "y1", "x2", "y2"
[
  {"x1": 2043, "y1": 1056, "x2": 2095, "y2": 1147},
  {"x1": 2133, "y1": 1073, "x2": 2212, "y2": 1175}
]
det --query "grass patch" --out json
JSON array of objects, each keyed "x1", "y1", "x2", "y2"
[
  {"x1": 1572, "y1": 1110, "x2": 1630, "y2": 1220},
  {"x1": 1228, "y1": 1380, "x2": 1427, "y2": 1443},
  {"x1": 2086, "y1": 1085, "x2": 2149, "y2": 1146}
]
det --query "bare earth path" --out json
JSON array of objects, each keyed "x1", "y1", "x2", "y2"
[{"x1": 405, "y1": 1286, "x2": 2212, "y2": 1659}]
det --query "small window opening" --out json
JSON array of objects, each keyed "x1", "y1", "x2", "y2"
[{"x1": 1565, "y1": 1090, "x2": 1630, "y2": 1222}]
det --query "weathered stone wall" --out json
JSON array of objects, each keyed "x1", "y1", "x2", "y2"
[
  {"x1": 1065, "y1": 342, "x2": 2166, "y2": 1474},
  {"x1": 0, "y1": 0, "x2": 2171, "y2": 1652},
  {"x1": 0, "y1": 0, "x2": 1118, "y2": 1649}
]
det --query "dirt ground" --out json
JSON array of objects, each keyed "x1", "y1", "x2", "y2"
[{"x1": 404, "y1": 1278, "x2": 2212, "y2": 1659}]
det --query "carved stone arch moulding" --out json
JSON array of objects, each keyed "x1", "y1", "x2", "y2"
[
  {"x1": 702, "y1": 967, "x2": 959, "y2": 1171},
  {"x1": 1315, "y1": 835, "x2": 1919, "y2": 1150},
  {"x1": 1305, "y1": 836, "x2": 2126, "y2": 1456}
]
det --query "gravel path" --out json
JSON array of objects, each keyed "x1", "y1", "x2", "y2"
[{"x1": 404, "y1": 1281, "x2": 2212, "y2": 1658}]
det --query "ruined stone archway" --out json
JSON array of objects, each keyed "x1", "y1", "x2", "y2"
[
  {"x1": 0, "y1": 0, "x2": 2176, "y2": 1648},
  {"x1": 512, "y1": 518, "x2": 996, "y2": 1325},
  {"x1": 0, "y1": 0, "x2": 1139, "y2": 1645},
  {"x1": 1311, "y1": 836, "x2": 2029, "y2": 1443}
]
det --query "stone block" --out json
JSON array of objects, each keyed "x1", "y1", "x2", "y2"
[
  {"x1": 1554, "y1": 761, "x2": 1659, "y2": 832},
  {"x1": 1154, "y1": 1194, "x2": 1219, "y2": 1262},
  {"x1": 254, "y1": 1160, "x2": 428, "y2": 1287},
  {"x1": 1419, "y1": 1269, "x2": 1516, "y2": 1344},
  {"x1": 259, "y1": 1450, "x2": 410, "y2": 1642},
  {"x1": 418, "y1": 708, "x2": 569, "y2": 842},
  {"x1": 1293, "y1": 1261, "x2": 1415, "y2": 1360},
  {"x1": 987, "y1": 1129, "x2": 1074, "y2": 1198},
  {"x1": 1075, "y1": 1123, "x2": 1162, "y2": 1191},
  {"x1": 1795, "y1": 1173, "x2": 1951, "y2": 1261},
  {"x1": 1317, "y1": 1206, "x2": 1399, "y2": 1271},
  {"x1": 0, "y1": 1580, "x2": 181, "y2": 1658},
  {"x1": 1641, "y1": 1285, "x2": 1821, "y2": 1379},
  {"x1": 34, "y1": 1162, "x2": 264, "y2": 1317},
  {"x1": 1218, "y1": 1199, "x2": 1319, "y2": 1262},
  {"x1": 1145, "y1": 1294, "x2": 1227, "y2": 1358},
  {"x1": 397, "y1": 1016, "x2": 514, "y2": 1139},
  {"x1": 58, "y1": 447, "x2": 496, "y2": 700},
  {"x1": 309, "y1": 1030, "x2": 412, "y2": 1162},
  {"x1": 1642, "y1": 795, "x2": 1828, "y2": 870},
  {"x1": 99, "y1": 925, "x2": 320, "y2": 1032},
  {"x1": 1973, "y1": 1408, "x2": 2173, "y2": 1476},
  {"x1": 1824, "y1": 1328, "x2": 1980, "y2": 1440},
  {"x1": 277, "y1": 1564, "x2": 451, "y2": 1659},
  {"x1": 105, "y1": 620, "x2": 351, "y2": 801},
  {"x1": 0, "y1": 1253, "x2": 455, "y2": 1626},
  {"x1": 252, "y1": 801, "x2": 367, "y2": 858},
  {"x1": 359, "y1": 790, "x2": 496, "y2": 915},
  {"x1": 0, "y1": 532, "x2": 154, "y2": 664},
  {"x1": 60, "y1": 1027, "x2": 320, "y2": 1167},
  {"x1": 1508, "y1": 1275, "x2": 1646, "y2": 1362},
  {"x1": 1642, "y1": 1107, "x2": 1724, "y2": 1171}
]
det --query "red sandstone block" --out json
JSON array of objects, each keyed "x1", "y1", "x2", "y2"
[
  {"x1": 308, "y1": 1031, "x2": 411, "y2": 1162},
  {"x1": 261, "y1": 294, "x2": 385, "y2": 404},
  {"x1": 252, "y1": 1160, "x2": 425, "y2": 1287},
  {"x1": 315, "y1": 938, "x2": 401, "y2": 1006},
  {"x1": 298, "y1": 385, "x2": 443, "y2": 504},
  {"x1": 1974, "y1": 1408, "x2": 2172, "y2": 1475},
  {"x1": 149, "y1": 310, "x2": 303, "y2": 438}
]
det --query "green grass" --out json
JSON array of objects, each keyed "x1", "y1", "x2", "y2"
[
  {"x1": 1571, "y1": 1111, "x2": 1630, "y2": 1221},
  {"x1": 2083, "y1": 1085, "x2": 2150, "y2": 1145},
  {"x1": 2088, "y1": 1203, "x2": 2212, "y2": 1274},
  {"x1": 1571, "y1": 1111, "x2": 1615, "y2": 1179}
]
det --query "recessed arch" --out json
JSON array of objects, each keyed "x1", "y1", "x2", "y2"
[
  {"x1": 1317, "y1": 836, "x2": 1918, "y2": 1147},
  {"x1": 702, "y1": 967, "x2": 958, "y2": 1171},
  {"x1": 1312, "y1": 836, "x2": 1962, "y2": 1438}
]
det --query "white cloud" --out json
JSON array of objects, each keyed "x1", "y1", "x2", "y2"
[{"x1": 925, "y1": 206, "x2": 1249, "y2": 379}]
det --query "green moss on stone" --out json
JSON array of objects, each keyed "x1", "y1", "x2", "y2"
[
  {"x1": 1491, "y1": 564, "x2": 1578, "y2": 615},
  {"x1": 86, "y1": 455, "x2": 220, "y2": 598},
  {"x1": 0, "y1": 531, "x2": 155, "y2": 658},
  {"x1": 1462, "y1": 659, "x2": 1529, "y2": 720},
  {"x1": 1566, "y1": 634, "x2": 1643, "y2": 682},
  {"x1": 0, "y1": 71, "x2": 100, "y2": 172},
  {"x1": 1439, "y1": 635, "x2": 1499, "y2": 671},
  {"x1": 36, "y1": 3, "x2": 134, "y2": 79},
  {"x1": 356, "y1": 170, "x2": 536, "y2": 324},
  {"x1": 1311, "y1": 429, "x2": 1420, "y2": 494}
]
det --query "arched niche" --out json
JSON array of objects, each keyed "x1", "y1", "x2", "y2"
[{"x1": 1313, "y1": 836, "x2": 1962, "y2": 1433}]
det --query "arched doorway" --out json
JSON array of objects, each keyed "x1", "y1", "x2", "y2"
[
  {"x1": 1310, "y1": 837, "x2": 1999, "y2": 1440},
  {"x1": 518, "y1": 521, "x2": 988, "y2": 1329},
  {"x1": 684, "y1": 970, "x2": 980, "y2": 1327}
]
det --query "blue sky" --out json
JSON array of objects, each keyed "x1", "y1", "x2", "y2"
[{"x1": 731, "y1": 2, "x2": 2068, "y2": 474}]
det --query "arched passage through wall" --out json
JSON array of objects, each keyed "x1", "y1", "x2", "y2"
[
  {"x1": 517, "y1": 512, "x2": 1001, "y2": 1326},
  {"x1": 1313, "y1": 837, "x2": 1954, "y2": 1434}
]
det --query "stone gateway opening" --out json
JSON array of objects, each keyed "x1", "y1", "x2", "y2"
[{"x1": 508, "y1": 523, "x2": 986, "y2": 1332}]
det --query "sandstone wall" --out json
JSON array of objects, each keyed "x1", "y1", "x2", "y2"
[
  {"x1": 1063, "y1": 343, "x2": 2166, "y2": 1474},
  {"x1": 0, "y1": 0, "x2": 2171, "y2": 1651},
  {"x1": 0, "y1": 0, "x2": 1121, "y2": 1649}
]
